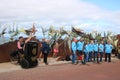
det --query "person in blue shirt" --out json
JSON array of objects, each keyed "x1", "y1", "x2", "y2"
[
  {"x1": 71, "y1": 38, "x2": 77, "y2": 64},
  {"x1": 93, "y1": 40, "x2": 99, "y2": 63},
  {"x1": 83, "y1": 41, "x2": 89, "y2": 64},
  {"x1": 88, "y1": 40, "x2": 94, "y2": 62},
  {"x1": 105, "y1": 41, "x2": 113, "y2": 62},
  {"x1": 99, "y1": 41, "x2": 104, "y2": 62},
  {"x1": 77, "y1": 38, "x2": 84, "y2": 62}
]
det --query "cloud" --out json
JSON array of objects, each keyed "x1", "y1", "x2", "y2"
[{"x1": 0, "y1": 0, "x2": 120, "y2": 33}]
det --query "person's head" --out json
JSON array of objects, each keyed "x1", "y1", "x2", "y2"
[
  {"x1": 86, "y1": 41, "x2": 89, "y2": 45},
  {"x1": 80, "y1": 38, "x2": 83, "y2": 42},
  {"x1": 90, "y1": 40, "x2": 94, "y2": 44},
  {"x1": 73, "y1": 38, "x2": 77, "y2": 42},
  {"x1": 84, "y1": 41, "x2": 89, "y2": 45},
  {"x1": 55, "y1": 41, "x2": 58, "y2": 44},
  {"x1": 107, "y1": 40, "x2": 111, "y2": 44},
  {"x1": 101, "y1": 41, "x2": 104, "y2": 44},
  {"x1": 19, "y1": 36, "x2": 23, "y2": 42},
  {"x1": 46, "y1": 39, "x2": 50, "y2": 44},
  {"x1": 42, "y1": 38, "x2": 45, "y2": 42},
  {"x1": 94, "y1": 40, "x2": 98, "y2": 44}
]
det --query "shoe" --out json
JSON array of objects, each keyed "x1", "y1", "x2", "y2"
[
  {"x1": 81, "y1": 61, "x2": 86, "y2": 64},
  {"x1": 73, "y1": 63, "x2": 77, "y2": 65},
  {"x1": 72, "y1": 63, "x2": 77, "y2": 65},
  {"x1": 97, "y1": 61, "x2": 100, "y2": 63},
  {"x1": 45, "y1": 63, "x2": 48, "y2": 65},
  {"x1": 39, "y1": 58, "x2": 41, "y2": 61},
  {"x1": 76, "y1": 61, "x2": 79, "y2": 64}
]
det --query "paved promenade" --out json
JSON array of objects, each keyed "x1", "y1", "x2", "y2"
[{"x1": 0, "y1": 57, "x2": 120, "y2": 80}]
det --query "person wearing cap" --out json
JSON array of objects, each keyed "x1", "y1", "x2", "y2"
[{"x1": 105, "y1": 40, "x2": 113, "y2": 62}]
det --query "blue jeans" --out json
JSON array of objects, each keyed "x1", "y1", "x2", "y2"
[
  {"x1": 72, "y1": 51, "x2": 77, "y2": 64},
  {"x1": 89, "y1": 51, "x2": 93, "y2": 62},
  {"x1": 99, "y1": 52, "x2": 103, "y2": 62},
  {"x1": 85, "y1": 52, "x2": 89, "y2": 62},
  {"x1": 105, "y1": 53, "x2": 111, "y2": 62},
  {"x1": 93, "y1": 51, "x2": 99, "y2": 62}
]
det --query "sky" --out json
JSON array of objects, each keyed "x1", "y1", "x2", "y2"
[{"x1": 0, "y1": 0, "x2": 120, "y2": 36}]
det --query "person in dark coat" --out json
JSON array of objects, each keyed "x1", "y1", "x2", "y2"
[
  {"x1": 38, "y1": 38, "x2": 45, "y2": 61},
  {"x1": 41, "y1": 39, "x2": 51, "y2": 65}
]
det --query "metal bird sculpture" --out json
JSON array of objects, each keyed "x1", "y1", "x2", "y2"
[
  {"x1": 0, "y1": 27, "x2": 7, "y2": 38},
  {"x1": 41, "y1": 26, "x2": 49, "y2": 37}
]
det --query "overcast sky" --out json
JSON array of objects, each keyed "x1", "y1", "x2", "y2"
[{"x1": 0, "y1": 0, "x2": 120, "y2": 34}]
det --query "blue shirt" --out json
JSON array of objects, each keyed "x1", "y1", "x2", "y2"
[
  {"x1": 77, "y1": 41, "x2": 84, "y2": 50},
  {"x1": 71, "y1": 41, "x2": 77, "y2": 52},
  {"x1": 89, "y1": 43, "x2": 94, "y2": 52},
  {"x1": 84, "y1": 44, "x2": 89, "y2": 53},
  {"x1": 99, "y1": 44, "x2": 104, "y2": 52},
  {"x1": 93, "y1": 44, "x2": 99, "y2": 52},
  {"x1": 105, "y1": 44, "x2": 113, "y2": 53}
]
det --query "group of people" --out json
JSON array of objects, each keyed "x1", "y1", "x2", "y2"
[
  {"x1": 17, "y1": 36, "x2": 51, "y2": 65},
  {"x1": 71, "y1": 38, "x2": 113, "y2": 65},
  {"x1": 17, "y1": 35, "x2": 113, "y2": 66}
]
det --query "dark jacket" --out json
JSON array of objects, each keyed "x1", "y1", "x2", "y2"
[{"x1": 41, "y1": 42, "x2": 51, "y2": 54}]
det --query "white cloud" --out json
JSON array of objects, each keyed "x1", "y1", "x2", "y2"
[{"x1": 0, "y1": 0, "x2": 120, "y2": 33}]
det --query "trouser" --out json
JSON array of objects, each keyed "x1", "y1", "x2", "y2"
[
  {"x1": 89, "y1": 51, "x2": 93, "y2": 62},
  {"x1": 77, "y1": 50, "x2": 83, "y2": 60},
  {"x1": 43, "y1": 53, "x2": 48, "y2": 64},
  {"x1": 105, "y1": 53, "x2": 111, "y2": 62},
  {"x1": 93, "y1": 51, "x2": 99, "y2": 62},
  {"x1": 84, "y1": 52, "x2": 89, "y2": 63},
  {"x1": 77, "y1": 50, "x2": 83, "y2": 56},
  {"x1": 18, "y1": 49, "x2": 24, "y2": 63},
  {"x1": 72, "y1": 51, "x2": 77, "y2": 64},
  {"x1": 99, "y1": 52, "x2": 103, "y2": 62}
]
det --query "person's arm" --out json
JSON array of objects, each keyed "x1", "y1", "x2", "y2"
[
  {"x1": 25, "y1": 36, "x2": 33, "y2": 43},
  {"x1": 17, "y1": 41, "x2": 22, "y2": 49},
  {"x1": 71, "y1": 42, "x2": 76, "y2": 53}
]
